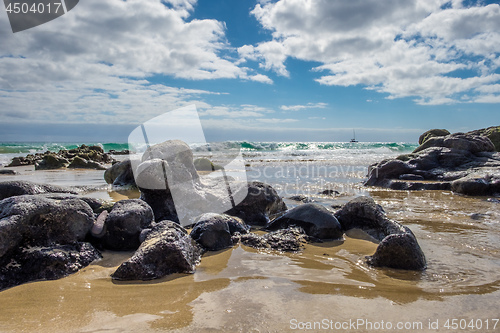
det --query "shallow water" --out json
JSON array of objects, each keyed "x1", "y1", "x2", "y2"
[{"x1": 0, "y1": 159, "x2": 499, "y2": 332}]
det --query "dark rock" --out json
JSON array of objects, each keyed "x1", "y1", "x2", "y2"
[
  {"x1": 111, "y1": 221, "x2": 202, "y2": 281},
  {"x1": 226, "y1": 181, "x2": 287, "y2": 226},
  {"x1": 0, "y1": 195, "x2": 95, "y2": 258},
  {"x1": 335, "y1": 196, "x2": 426, "y2": 270},
  {"x1": 238, "y1": 227, "x2": 311, "y2": 252},
  {"x1": 68, "y1": 156, "x2": 106, "y2": 170},
  {"x1": 366, "y1": 130, "x2": 500, "y2": 195},
  {"x1": 418, "y1": 129, "x2": 450, "y2": 145},
  {"x1": 318, "y1": 189, "x2": 340, "y2": 196},
  {"x1": 399, "y1": 174, "x2": 424, "y2": 181},
  {"x1": 190, "y1": 213, "x2": 249, "y2": 251},
  {"x1": 99, "y1": 199, "x2": 154, "y2": 251},
  {"x1": 104, "y1": 159, "x2": 136, "y2": 187},
  {"x1": 0, "y1": 169, "x2": 16, "y2": 175},
  {"x1": 0, "y1": 242, "x2": 101, "y2": 291},
  {"x1": 35, "y1": 155, "x2": 69, "y2": 170},
  {"x1": 366, "y1": 232, "x2": 427, "y2": 270},
  {"x1": 0, "y1": 180, "x2": 77, "y2": 201},
  {"x1": 7, "y1": 157, "x2": 30, "y2": 167},
  {"x1": 451, "y1": 174, "x2": 500, "y2": 196},
  {"x1": 287, "y1": 195, "x2": 313, "y2": 203},
  {"x1": 267, "y1": 203, "x2": 343, "y2": 240}
]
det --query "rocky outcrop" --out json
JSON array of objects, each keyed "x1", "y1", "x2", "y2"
[
  {"x1": 468, "y1": 126, "x2": 500, "y2": 151},
  {"x1": 335, "y1": 196, "x2": 426, "y2": 270},
  {"x1": 0, "y1": 194, "x2": 101, "y2": 289},
  {"x1": 111, "y1": 221, "x2": 202, "y2": 281},
  {"x1": 266, "y1": 203, "x2": 343, "y2": 240},
  {"x1": 35, "y1": 155, "x2": 70, "y2": 170},
  {"x1": 418, "y1": 129, "x2": 450, "y2": 145},
  {"x1": 8, "y1": 144, "x2": 115, "y2": 170},
  {"x1": 68, "y1": 156, "x2": 106, "y2": 170},
  {"x1": 190, "y1": 213, "x2": 249, "y2": 251},
  {"x1": 366, "y1": 131, "x2": 500, "y2": 196},
  {"x1": 104, "y1": 159, "x2": 136, "y2": 187},
  {"x1": 238, "y1": 227, "x2": 311, "y2": 252}
]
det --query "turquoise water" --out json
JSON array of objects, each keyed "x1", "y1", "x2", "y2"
[{"x1": 0, "y1": 141, "x2": 418, "y2": 169}]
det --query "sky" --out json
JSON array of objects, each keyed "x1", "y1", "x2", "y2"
[{"x1": 0, "y1": 0, "x2": 499, "y2": 143}]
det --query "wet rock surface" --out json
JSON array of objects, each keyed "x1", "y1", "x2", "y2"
[
  {"x1": 0, "y1": 242, "x2": 101, "y2": 291},
  {"x1": 97, "y1": 199, "x2": 155, "y2": 251},
  {"x1": 366, "y1": 129, "x2": 500, "y2": 196},
  {"x1": 0, "y1": 180, "x2": 77, "y2": 201},
  {"x1": 238, "y1": 227, "x2": 312, "y2": 252},
  {"x1": 0, "y1": 194, "x2": 101, "y2": 289},
  {"x1": 266, "y1": 203, "x2": 343, "y2": 240},
  {"x1": 111, "y1": 221, "x2": 202, "y2": 281},
  {"x1": 190, "y1": 213, "x2": 249, "y2": 251},
  {"x1": 335, "y1": 196, "x2": 426, "y2": 270},
  {"x1": 225, "y1": 181, "x2": 287, "y2": 226}
]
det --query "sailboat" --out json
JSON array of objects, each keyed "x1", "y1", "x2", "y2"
[{"x1": 350, "y1": 129, "x2": 358, "y2": 143}]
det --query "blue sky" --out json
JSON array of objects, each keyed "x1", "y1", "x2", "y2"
[{"x1": 0, "y1": 0, "x2": 499, "y2": 143}]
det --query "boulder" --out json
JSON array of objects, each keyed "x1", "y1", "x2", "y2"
[
  {"x1": 0, "y1": 169, "x2": 16, "y2": 175},
  {"x1": 266, "y1": 203, "x2": 343, "y2": 240},
  {"x1": 190, "y1": 213, "x2": 249, "y2": 251},
  {"x1": 35, "y1": 155, "x2": 69, "y2": 170},
  {"x1": 68, "y1": 156, "x2": 106, "y2": 170},
  {"x1": 0, "y1": 180, "x2": 77, "y2": 201},
  {"x1": 98, "y1": 199, "x2": 155, "y2": 251},
  {"x1": 193, "y1": 158, "x2": 222, "y2": 171},
  {"x1": 238, "y1": 227, "x2": 311, "y2": 252},
  {"x1": 226, "y1": 181, "x2": 287, "y2": 226},
  {"x1": 104, "y1": 159, "x2": 136, "y2": 187},
  {"x1": 0, "y1": 195, "x2": 95, "y2": 258},
  {"x1": 111, "y1": 221, "x2": 202, "y2": 281},
  {"x1": 418, "y1": 129, "x2": 450, "y2": 145},
  {"x1": 335, "y1": 196, "x2": 426, "y2": 270},
  {"x1": 0, "y1": 242, "x2": 101, "y2": 291}
]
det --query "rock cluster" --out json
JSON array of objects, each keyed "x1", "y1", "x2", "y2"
[
  {"x1": 8, "y1": 144, "x2": 114, "y2": 170},
  {"x1": 0, "y1": 138, "x2": 430, "y2": 290},
  {"x1": 366, "y1": 129, "x2": 500, "y2": 196}
]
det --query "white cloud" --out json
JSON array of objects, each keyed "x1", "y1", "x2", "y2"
[
  {"x1": 0, "y1": 0, "x2": 271, "y2": 124},
  {"x1": 241, "y1": 0, "x2": 500, "y2": 105},
  {"x1": 280, "y1": 102, "x2": 328, "y2": 111}
]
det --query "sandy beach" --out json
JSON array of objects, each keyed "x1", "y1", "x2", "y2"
[{"x1": 0, "y1": 145, "x2": 499, "y2": 332}]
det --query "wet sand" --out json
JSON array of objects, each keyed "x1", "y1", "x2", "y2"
[{"x1": 0, "y1": 166, "x2": 499, "y2": 332}]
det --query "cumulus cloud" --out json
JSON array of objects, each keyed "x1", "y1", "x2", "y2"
[
  {"x1": 280, "y1": 102, "x2": 328, "y2": 111},
  {"x1": 0, "y1": 0, "x2": 269, "y2": 124},
  {"x1": 241, "y1": 0, "x2": 500, "y2": 105}
]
